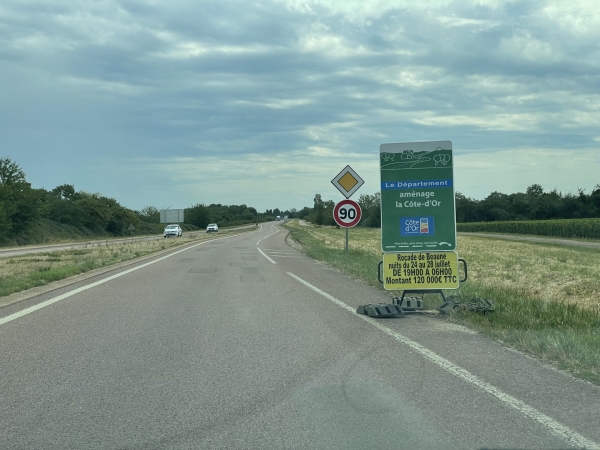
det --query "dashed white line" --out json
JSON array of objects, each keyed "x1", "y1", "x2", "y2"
[{"x1": 286, "y1": 272, "x2": 600, "y2": 450}]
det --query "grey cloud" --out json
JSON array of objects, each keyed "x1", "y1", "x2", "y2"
[{"x1": 1, "y1": 0, "x2": 599, "y2": 209}]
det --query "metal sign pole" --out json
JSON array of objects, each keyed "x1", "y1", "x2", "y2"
[{"x1": 345, "y1": 228, "x2": 349, "y2": 254}]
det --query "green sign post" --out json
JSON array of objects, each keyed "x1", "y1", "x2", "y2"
[{"x1": 380, "y1": 141, "x2": 456, "y2": 252}]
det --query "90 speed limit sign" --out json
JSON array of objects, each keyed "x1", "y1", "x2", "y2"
[{"x1": 333, "y1": 199, "x2": 362, "y2": 228}]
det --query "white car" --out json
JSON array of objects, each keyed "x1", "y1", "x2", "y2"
[
  {"x1": 164, "y1": 224, "x2": 182, "y2": 237},
  {"x1": 206, "y1": 223, "x2": 219, "y2": 233}
]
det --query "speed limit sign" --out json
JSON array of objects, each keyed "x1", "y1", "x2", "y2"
[{"x1": 333, "y1": 199, "x2": 362, "y2": 228}]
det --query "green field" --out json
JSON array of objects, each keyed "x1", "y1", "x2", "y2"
[
  {"x1": 458, "y1": 217, "x2": 600, "y2": 239},
  {"x1": 285, "y1": 220, "x2": 600, "y2": 385}
]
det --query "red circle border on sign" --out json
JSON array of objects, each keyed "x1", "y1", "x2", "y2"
[{"x1": 333, "y1": 199, "x2": 362, "y2": 228}]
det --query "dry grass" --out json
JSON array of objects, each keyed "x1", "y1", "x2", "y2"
[
  {"x1": 458, "y1": 236, "x2": 600, "y2": 313},
  {"x1": 298, "y1": 223, "x2": 600, "y2": 312},
  {"x1": 287, "y1": 221, "x2": 600, "y2": 384},
  {"x1": 305, "y1": 226, "x2": 383, "y2": 254}
]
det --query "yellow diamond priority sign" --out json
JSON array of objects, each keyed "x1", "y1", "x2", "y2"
[{"x1": 331, "y1": 165, "x2": 364, "y2": 199}]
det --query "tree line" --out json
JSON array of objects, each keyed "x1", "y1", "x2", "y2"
[
  {"x1": 456, "y1": 184, "x2": 600, "y2": 222},
  {"x1": 3, "y1": 155, "x2": 598, "y2": 246},
  {"x1": 0, "y1": 157, "x2": 170, "y2": 245},
  {"x1": 0, "y1": 157, "x2": 279, "y2": 245},
  {"x1": 299, "y1": 183, "x2": 600, "y2": 228},
  {"x1": 140, "y1": 204, "x2": 261, "y2": 229}
]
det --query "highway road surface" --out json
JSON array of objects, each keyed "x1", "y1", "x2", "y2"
[{"x1": 1, "y1": 223, "x2": 599, "y2": 449}]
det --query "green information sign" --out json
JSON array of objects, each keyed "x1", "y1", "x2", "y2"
[{"x1": 380, "y1": 141, "x2": 456, "y2": 252}]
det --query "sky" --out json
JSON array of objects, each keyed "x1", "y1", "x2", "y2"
[{"x1": 1, "y1": 0, "x2": 599, "y2": 212}]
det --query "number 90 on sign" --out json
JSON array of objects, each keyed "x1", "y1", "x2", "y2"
[
  {"x1": 339, "y1": 208, "x2": 356, "y2": 220},
  {"x1": 333, "y1": 199, "x2": 362, "y2": 228}
]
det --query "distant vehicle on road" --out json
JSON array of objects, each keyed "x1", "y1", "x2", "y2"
[
  {"x1": 206, "y1": 223, "x2": 219, "y2": 233},
  {"x1": 163, "y1": 224, "x2": 182, "y2": 238},
  {"x1": 276, "y1": 216, "x2": 281, "y2": 221}
]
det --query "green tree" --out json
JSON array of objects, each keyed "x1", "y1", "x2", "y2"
[
  {"x1": 297, "y1": 207, "x2": 311, "y2": 219},
  {"x1": 137, "y1": 206, "x2": 160, "y2": 223},
  {"x1": 45, "y1": 190, "x2": 86, "y2": 226},
  {"x1": 104, "y1": 199, "x2": 140, "y2": 235},
  {"x1": 0, "y1": 157, "x2": 40, "y2": 237},
  {"x1": 186, "y1": 204, "x2": 212, "y2": 228},
  {"x1": 591, "y1": 185, "x2": 600, "y2": 213},
  {"x1": 313, "y1": 194, "x2": 325, "y2": 225},
  {"x1": 0, "y1": 201, "x2": 11, "y2": 238},
  {"x1": 358, "y1": 193, "x2": 375, "y2": 225},
  {"x1": 0, "y1": 158, "x2": 27, "y2": 186},
  {"x1": 365, "y1": 192, "x2": 381, "y2": 227},
  {"x1": 323, "y1": 200, "x2": 336, "y2": 226},
  {"x1": 51, "y1": 184, "x2": 76, "y2": 200},
  {"x1": 241, "y1": 207, "x2": 256, "y2": 221},
  {"x1": 357, "y1": 193, "x2": 381, "y2": 227},
  {"x1": 480, "y1": 191, "x2": 511, "y2": 221},
  {"x1": 75, "y1": 194, "x2": 112, "y2": 230},
  {"x1": 526, "y1": 184, "x2": 544, "y2": 197}
]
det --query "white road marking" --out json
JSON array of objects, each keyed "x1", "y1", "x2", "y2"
[
  {"x1": 258, "y1": 248, "x2": 276, "y2": 264},
  {"x1": 256, "y1": 227, "x2": 279, "y2": 246},
  {"x1": 270, "y1": 255, "x2": 302, "y2": 258},
  {"x1": 0, "y1": 233, "x2": 248, "y2": 327},
  {"x1": 256, "y1": 225, "x2": 281, "y2": 264},
  {"x1": 287, "y1": 272, "x2": 600, "y2": 450}
]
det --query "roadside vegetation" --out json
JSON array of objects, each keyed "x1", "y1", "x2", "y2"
[
  {"x1": 301, "y1": 183, "x2": 600, "y2": 228},
  {"x1": 284, "y1": 220, "x2": 600, "y2": 385},
  {"x1": 457, "y1": 217, "x2": 600, "y2": 239},
  {"x1": 0, "y1": 157, "x2": 282, "y2": 247},
  {"x1": 299, "y1": 183, "x2": 600, "y2": 240},
  {"x1": 7, "y1": 149, "x2": 594, "y2": 247},
  {"x1": 0, "y1": 227, "x2": 256, "y2": 302}
]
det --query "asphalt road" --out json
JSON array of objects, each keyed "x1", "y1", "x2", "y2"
[{"x1": 1, "y1": 223, "x2": 599, "y2": 449}]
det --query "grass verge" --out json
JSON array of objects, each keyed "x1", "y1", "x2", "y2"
[
  {"x1": 284, "y1": 220, "x2": 600, "y2": 385},
  {"x1": 0, "y1": 227, "x2": 257, "y2": 299}
]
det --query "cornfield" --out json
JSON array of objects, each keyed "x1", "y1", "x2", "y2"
[{"x1": 457, "y1": 218, "x2": 600, "y2": 239}]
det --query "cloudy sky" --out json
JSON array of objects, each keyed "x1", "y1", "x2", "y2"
[{"x1": 2, "y1": 0, "x2": 599, "y2": 212}]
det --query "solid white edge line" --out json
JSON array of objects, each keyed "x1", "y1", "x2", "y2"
[
  {"x1": 258, "y1": 248, "x2": 276, "y2": 264},
  {"x1": 286, "y1": 272, "x2": 600, "y2": 450},
  {"x1": 0, "y1": 232, "x2": 250, "y2": 327}
]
